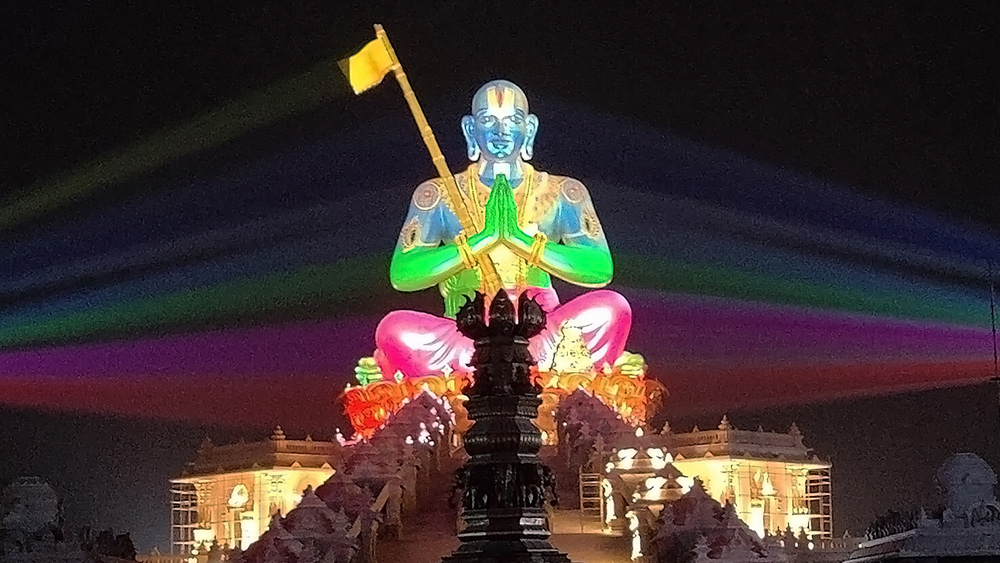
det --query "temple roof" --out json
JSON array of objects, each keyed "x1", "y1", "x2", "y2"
[
  {"x1": 652, "y1": 479, "x2": 768, "y2": 560},
  {"x1": 558, "y1": 389, "x2": 634, "y2": 440},
  {"x1": 240, "y1": 487, "x2": 356, "y2": 563},
  {"x1": 174, "y1": 427, "x2": 345, "y2": 479},
  {"x1": 937, "y1": 452, "x2": 997, "y2": 488},
  {"x1": 282, "y1": 487, "x2": 353, "y2": 538},
  {"x1": 847, "y1": 453, "x2": 1000, "y2": 562},
  {"x1": 369, "y1": 390, "x2": 451, "y2": 447},
  {"x1": 313, "y1": 471, "x2": 378, "y2": 526},
  {"x1": 659, "y1": 418, "x2": 827, "y2": 466},
  {"x1": 0, "y1": 476, "x2": 60, "y2": 533}
]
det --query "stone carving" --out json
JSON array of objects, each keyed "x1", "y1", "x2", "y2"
[
  {"x1": 237, "y1": 487, "x2": 355, "y2": 563},
  {"x1": 650, "y1": 478, "x2": 768, "y2": 563},
  {"x1": 848, "y1": 454, "x2": 1000, "y2": 561},
  {"x1": 938, "y1": 452, "x2": 999, "y2": 517},
  {"x1": 79, "y1": 527, "x2": 138, "y2": 560},
  {"x1": 865, "y1": 509, "x2": 918, "y2": 540},
  {"x1": 0, "y1": 477, "x2": 136, "y2": 560},
  {"x1": 555, "y1": 388, "x2": 633, "y2": 470},
  {"x1": 0, "y1": 477, "x2": 66, "y2": 556},
  {"x1": 267, "y1": 475, "x2": 286, "y2": 495}
]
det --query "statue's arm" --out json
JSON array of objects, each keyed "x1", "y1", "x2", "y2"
[
  {"x1": 389, "y1": 180, "x2": 499, "y2": 292},
  {"x1": 389, "y1": 182, "x2": 467, "y2": 292},
  {"x1": 507, "y1": 179, "x2": 613, "y2": 287}
]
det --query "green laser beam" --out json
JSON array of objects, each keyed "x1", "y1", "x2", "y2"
[
  {"x1": 0, "y1": 254, "x2": 985, "y2": 350},
  {"x1": 616, "y1": 255, "x2": 986, "y2": 326},
  {"x1": 0, "y1": 58, "x2": 350, "y2": 232}
]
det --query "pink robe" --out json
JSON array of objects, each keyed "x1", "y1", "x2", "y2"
[{"x1": 374, "y1": 287, "x2": 631, "y2": 379}]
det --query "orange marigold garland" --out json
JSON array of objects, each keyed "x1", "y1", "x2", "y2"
[{"x1": 340, "y1": 365, "x2": 665, "y2": 441}]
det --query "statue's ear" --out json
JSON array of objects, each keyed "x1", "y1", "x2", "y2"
[
  {"x1": 521, "y1": 114, "x2": 539, "y2": 161},
  {"x1": 461, "y1": 115, "x2": 480, "y2": 161}
]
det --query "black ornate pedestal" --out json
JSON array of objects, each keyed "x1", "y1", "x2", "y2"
[{"x1": 442, "y1": 291, "x2": 573, "y2": 563}]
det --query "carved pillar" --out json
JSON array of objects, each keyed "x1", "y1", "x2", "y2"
[{"x1": 442, "y1": 291, "x2": 572, "y2": 563}]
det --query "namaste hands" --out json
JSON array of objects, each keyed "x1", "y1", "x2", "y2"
[{"x1": 467, "y1": 174, "x2": 533, "y2": 256}]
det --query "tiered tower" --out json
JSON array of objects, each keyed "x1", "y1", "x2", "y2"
[{"x1": 442, "y1": 291, "x2": 572, "y2": 563}]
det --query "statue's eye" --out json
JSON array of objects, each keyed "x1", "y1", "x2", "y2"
[{"x1": 479, "y1": 116, "x2": 496, "y2": 127}]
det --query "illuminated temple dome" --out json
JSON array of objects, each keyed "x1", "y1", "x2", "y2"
[
  {"x1": 936, "y1": 452, "x2": 998, "y2": 515},
  {"x1": 845, "y1": 453, "x2": 1000, "y2": 562}
]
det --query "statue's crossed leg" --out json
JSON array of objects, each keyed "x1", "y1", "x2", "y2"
[{"x1": 374, "y1": 287, "x2": 631, "y2": 379}]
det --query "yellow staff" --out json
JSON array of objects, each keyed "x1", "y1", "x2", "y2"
[{"x1": 339, "y1": 24, "x2": 503, "y2": 295}]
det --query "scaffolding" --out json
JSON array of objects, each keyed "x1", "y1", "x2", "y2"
[
  {"x1": 579, "y1": 470, "x2": 602, "y2": 520},
  {"x1": 170, "y1": 483, "x2": 198, "y2": 555},
  {"x1": 806, "y1": 469, "x2": 833, "y2": 538}
]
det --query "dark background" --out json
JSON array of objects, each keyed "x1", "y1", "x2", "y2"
[
  {"x1": 3, "y1": 0, "x2": 1000, "y2": 551},
  {"x1": 4, "y1": 1, "x2": 1000, "y2": 223}
]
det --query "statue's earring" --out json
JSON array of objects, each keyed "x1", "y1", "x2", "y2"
[
  {"x1": 462, "y1": 116, "x2": 481, "y2": 161},
  {"x1": 521, "y1": 115, "x2": 538, "y2": 161},
  {"x1": 520, "y1": 143, "x2": 532, "y2": 161}
]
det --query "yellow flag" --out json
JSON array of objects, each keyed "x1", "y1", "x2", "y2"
[{"x1": 339, "y1": 38, "x2": 395, "y2": 94}]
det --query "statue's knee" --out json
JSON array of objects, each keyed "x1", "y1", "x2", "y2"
[
  {"x1": 592, "y1": 290, "x2": 632, "y2": 320},
  {"x1": 375, "y1": 311, "x2": 407, "y2": 348}
]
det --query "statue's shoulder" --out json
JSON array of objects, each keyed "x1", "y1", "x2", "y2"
[
  {"x1": 546, "y1": 174, "x2": 590, "y2": 205},
  {"x1": 411, "y1": 178, "x2": 444, "y2": 211}
]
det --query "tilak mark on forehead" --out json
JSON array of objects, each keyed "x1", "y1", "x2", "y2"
[
  {"x1": 486, "y1": 86, "x2": 515, "y2": 110},
  {"x1": 474, "y1": 82, "x2": 528, "y2": 113},
  {"x1": 487, "y1": 86, "x2": 515, "y2": 110}
]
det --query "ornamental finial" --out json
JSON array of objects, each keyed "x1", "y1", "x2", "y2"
[{"x1": 455, "y1": 291, "x2": 546, "y2": 341}]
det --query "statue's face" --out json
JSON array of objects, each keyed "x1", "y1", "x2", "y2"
[
  {"x1": 473, "y1": 101, "x2": 526, "y2": 159},
  {"x1": 462, "y1": 80, "x2": 538, "y2": 163}
]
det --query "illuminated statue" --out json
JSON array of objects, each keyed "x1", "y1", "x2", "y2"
[{"x1": 374, "y1": 80, "x2": 632, "y2": 378}]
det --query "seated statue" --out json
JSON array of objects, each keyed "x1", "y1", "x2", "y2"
[{"x1": 373, "y1": 80, "x2": 631, "y2": 379}]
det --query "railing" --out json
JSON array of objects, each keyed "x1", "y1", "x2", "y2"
[
  {"x1": 767, "y1": 536, "x2": 864, "y2": 552},
  {"x1": 138, "y1": 553, "x2": 191, "y2": 563},
  {"x1": 813, "y1": 537, "x2": 864, "y2": 550},
  {"x1": 665, "y1": 429, "x2": 801, "y2": 449},
  {"x1": 371, "y1": 480, "x2": 398, "y2": 514}
]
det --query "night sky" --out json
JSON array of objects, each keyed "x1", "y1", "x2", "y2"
[{"x1": 4, "y1": 0, "x2": 1000, "y2": 551}]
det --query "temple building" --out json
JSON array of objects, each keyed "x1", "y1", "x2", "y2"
[
  {"x1": 662, "y1": 417, "x2": 833, "y2": 539},
  {"x1": 845, "y1": 452, "x2": 1000, "y2": 562},
  {"x1": 163, "y1": 383, "x2": 861, "y2": 563},
  {"x1": 170, "y1": 427, "x2": 345, "y2": 554},
  {"x1": 556, "y1": 390, "x2": 834, "y2": 545},
  {"x1": 2, "y1": 476, "x2": 140, "y2": 562},
  {"x1": 167, "y1": 387, "x2": 846, "y2": 562}
]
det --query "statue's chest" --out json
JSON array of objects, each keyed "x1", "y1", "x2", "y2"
[{"x1": 460, "y1": 173, "x2": 560, "y2": 234}]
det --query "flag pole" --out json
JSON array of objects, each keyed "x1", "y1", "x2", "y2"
[{"x1": 373, "y1": 24, "x2": 502, "y2": 296}]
